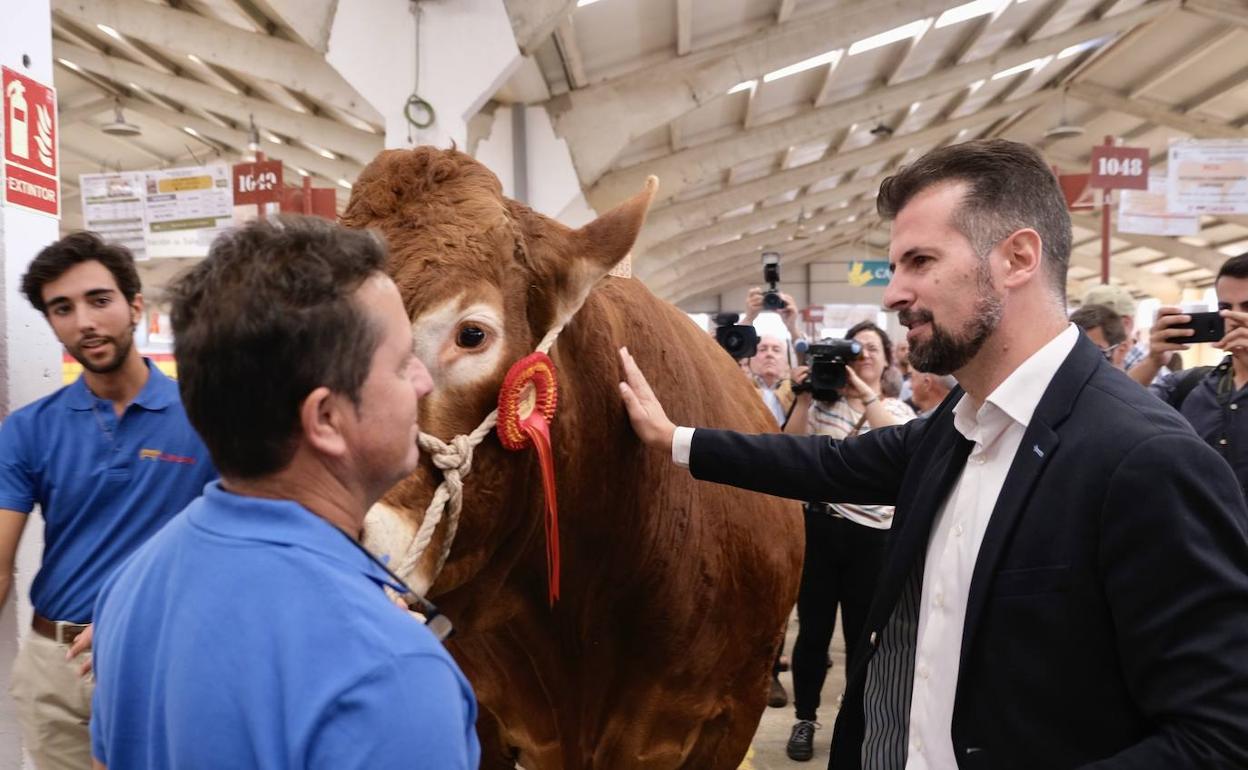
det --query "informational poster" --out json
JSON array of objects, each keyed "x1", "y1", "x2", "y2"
[
  {"x1": 1118, "y1": 176, "x2": 1200, "y2": 237},
  {"x1": 79, "y1": 171, "x2": 148, "y2": 259},
  {"x1": 144, "y1": 165, "x2": 233, "y2": 258},
  {"x1": 1167, "y1": 139, "x2": 1248, "y2": 215}
]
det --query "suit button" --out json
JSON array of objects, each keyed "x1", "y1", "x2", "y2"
[
  {"x1": 869, "y1": 631, "x2": 879, "y2": 647},
  {"x1": 1220, "y1": 438, "x2": 1229, "y2": 446}
]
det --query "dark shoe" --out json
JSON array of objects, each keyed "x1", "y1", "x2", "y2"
[
  {"x1": 786, "y1": 720, "x2": 818, "y2": 761},
  {"x1": 768, "y1": 676, "x2": 789, "y2": 708}
]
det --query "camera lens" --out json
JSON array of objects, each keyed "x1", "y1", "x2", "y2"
[{"x1": 763, "y1": 291, "x2": 784, "y2": 310}]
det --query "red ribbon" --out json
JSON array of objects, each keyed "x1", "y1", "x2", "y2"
[{"x1": 497, "y1": 352, "x2": 560, "y2": 606}]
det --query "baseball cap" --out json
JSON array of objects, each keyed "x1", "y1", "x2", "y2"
[{"x1": 1081, "y1": 284, "x2": 1136, "y2": 317}]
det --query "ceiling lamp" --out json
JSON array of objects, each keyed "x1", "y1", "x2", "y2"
[
  {"x1": 1044, "y1": 91, "x2": 1084, "y2": 140},
  {"x1": 101, "y1": 100, "x2": 141, "y2": 136}
]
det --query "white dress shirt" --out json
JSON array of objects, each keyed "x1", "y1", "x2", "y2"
[
  {"x1": 906, "y1": 324, "x2": 1077, "y2": 768},
  {"x1": 672, "y1": 324, "x2": 1080, "y2": 767}
]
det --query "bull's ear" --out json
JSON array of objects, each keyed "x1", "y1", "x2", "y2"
[
  {"x1": 520, "y1": 176, "x2": 658, "y2": 330},
  {"x1": 570, "y1": 175, "x2": 658, "y2": 275}
]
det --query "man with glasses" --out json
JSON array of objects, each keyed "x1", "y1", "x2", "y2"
[{"x1": 1070, "y1": 303, "x2": 1128, "y2": 369}]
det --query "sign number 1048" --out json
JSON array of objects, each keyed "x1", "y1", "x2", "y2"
[{"x1": 1097, "y1": 156, "x2": 1143, "y2": 177}]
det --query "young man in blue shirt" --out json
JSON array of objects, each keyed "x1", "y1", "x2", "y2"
[
  {"x1": 0, "y1": 232, "x2": 216, "y2": 770},
  {"x1": 90, "y1": 216, "x2": 480, "y2": 769}
]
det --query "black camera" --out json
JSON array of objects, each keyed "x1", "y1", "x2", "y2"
[
  {"x1": 713, "y1": 312, "x2": 759, "y2": 360},
  {"x1": 792, "y1": 338, "x2": 863, "y2": 401},
  {"x1": 762, "y1": 251, "x2": 784, "y2": 311}
]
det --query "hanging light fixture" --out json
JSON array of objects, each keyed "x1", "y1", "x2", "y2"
[
  {"x1": 101, "y1": 99, "x2": 141, "y2": 136},
  {"x1": 246, "y1": 114, "x2": 261, "y2": 158},
  {"x1": 1044, "y1": 90, "x2": 1085, "y2": 140}
]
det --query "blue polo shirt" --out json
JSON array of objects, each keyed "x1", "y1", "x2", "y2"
[
  {"x1": 0, "y1": 360, "x2": 215, "y2": 621},
  {"x1": 90, "y1": 481, "x2": 480, "y2": 770}
]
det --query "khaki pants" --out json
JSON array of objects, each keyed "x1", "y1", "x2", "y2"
[{"x1": 9, "y1": 632, "x2": 93, "y2": 770}]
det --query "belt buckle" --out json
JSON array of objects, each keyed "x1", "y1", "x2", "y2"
[{"x1": 54, "y1": 621, "x2": 80, "y2": 645}]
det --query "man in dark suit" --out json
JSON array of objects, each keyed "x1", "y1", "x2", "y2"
[{"x1": 618, "y1": 139, "x2": 1248, "y2": 769}]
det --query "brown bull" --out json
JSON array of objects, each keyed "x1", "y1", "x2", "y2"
[{"x1": 341, "y1": 147, "x2": 802, "y2": 769}]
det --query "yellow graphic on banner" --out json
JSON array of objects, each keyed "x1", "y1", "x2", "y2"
[
  {"x1": 157, "y1": 175, "x2": 213, "y2": 193},
  {"x1": 848, "y1": 261, "x2": 874, "y2": 288}
]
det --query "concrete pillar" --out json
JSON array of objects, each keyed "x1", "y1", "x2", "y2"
[
  {"x1": 327, "y1": 0, "x2": 525, "y2": 151},
  {"x1": 0, "y1": 2, "x2": 61, "y2": 767}
]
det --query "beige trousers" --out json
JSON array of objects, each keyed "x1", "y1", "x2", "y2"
[{"x1": 9, "y1": 632, "x2": 93, "y2": 770}]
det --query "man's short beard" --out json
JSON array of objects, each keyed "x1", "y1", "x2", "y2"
[
  {"x1": 72, "y1": 325, "x2": 136, "y2": 375},
  {"x1": 903, "y1": 258, "x2": 1003, "y2": 376}
]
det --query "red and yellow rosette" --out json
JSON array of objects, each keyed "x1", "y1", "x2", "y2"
[{"x1": 497, "y1": 352, "x2": 561, "y2": 606}]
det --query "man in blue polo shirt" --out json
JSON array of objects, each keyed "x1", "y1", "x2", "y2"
[
  {"x1": 0, "y1": 232, "x2": 215, "y2": 770},
  {"x1": 90, "y1": 216, "x2": 480, "y2": 769}
]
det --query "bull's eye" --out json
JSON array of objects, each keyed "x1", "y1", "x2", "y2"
[{"x1": 457, "y1": 325, "x2": 487, "y2": 349}]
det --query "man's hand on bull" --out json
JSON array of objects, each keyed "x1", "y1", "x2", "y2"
[{"x1": 618, "y1": 347, "x2": 677, "y2": 453}]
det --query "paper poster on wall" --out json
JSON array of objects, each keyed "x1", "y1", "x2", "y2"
[
  {"x1": 80, "y1": 172, "x2": 148, "y2": 259},
  {"x1": 144, "y1": 165, "x2": 233, "y2": 258},
  {"x1": 1166, "y1": 139, "x2": 1248, "y2": 215},
  {"x1": 1118, "y1": 176, "x2": 1200, "y2": 237}
]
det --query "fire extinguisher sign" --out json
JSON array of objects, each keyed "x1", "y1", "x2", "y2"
[{"x1": 3, "y1": 67, "x2": 60, "y2": 219}]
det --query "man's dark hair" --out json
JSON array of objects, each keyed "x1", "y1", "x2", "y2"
[
  {"x1": 21, "y1": 231, "x2": 141, "y2": 313},
  {"x1": 1070, "y1": 303, "x2": 1126, "y2": 347},
  {"x1": 845, "y1": 320, "x2": 895, "y2": 367},
  {"x1": 170, "y1": 216, "x2": 387, "y2": 479},
  {"x1": 876, "y1": 138, "x2": 1072, "y2": 300},
  {"x1": 1217, "y1": 251, "x2": 1248, "y2": 282}
]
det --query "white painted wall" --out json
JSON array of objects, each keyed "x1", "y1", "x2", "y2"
[
  {"x1": 0, "y1": 2, "x2": 61, "y2": 767},
  {"x1": 328, "y1": 0, "x2": 525, "y2": 151}
]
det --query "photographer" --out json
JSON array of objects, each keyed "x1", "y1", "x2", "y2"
[
  {"x1": 1135, "y1": 252, "x2": 1248, "y2": 496},
  {"x1": 779, "y1": 321, "x2": 915, "y2": 761},
  {"x1": 741, "y1": 287, "x2": 805, "y2": 427}
]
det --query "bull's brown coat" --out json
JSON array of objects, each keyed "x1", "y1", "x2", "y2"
[{"x1": 342, "y1": 147, "x2": 803, "y2": 769}]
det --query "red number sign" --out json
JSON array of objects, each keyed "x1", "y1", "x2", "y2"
[
  {"x1": 3, "y1": 67, "x2": 59, "y2": 218},
  {"x1": 232, "y1": 160, "x2": 283, "y2": 205},
  {"x1": 1089, "y1": 146, "x2": 1149, "y2": 191}
]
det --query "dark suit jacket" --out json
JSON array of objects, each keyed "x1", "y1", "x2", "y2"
[{"x1": 691, "y1": 335, "x2": 1248, "y2": 769}]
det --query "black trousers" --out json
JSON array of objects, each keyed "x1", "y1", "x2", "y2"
[{"x1": 792, "y1": 506, "x2": 888, "y2": 722}]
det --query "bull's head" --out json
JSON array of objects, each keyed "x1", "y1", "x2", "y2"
[{"x1": 341, "y1": 146, "x2": 656, "y2": 606}]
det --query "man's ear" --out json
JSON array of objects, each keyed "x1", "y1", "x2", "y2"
[
  {"x1": 1001, "y1": 228, "x2": 1044, "y2": 289},
  {"x1": 300, "y1": 386, "x2": 349, "y2": 459},
  {"x1": 130, "y1": 292, "x2": 144, "y2": 327}
]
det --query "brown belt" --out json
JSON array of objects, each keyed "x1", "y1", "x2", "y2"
[{"x1": 32, "y1": 614, "x2": 89, "y2": 645}]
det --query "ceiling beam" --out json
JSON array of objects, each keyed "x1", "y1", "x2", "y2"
[
  {"x1": 777, "y1": 0, "x2": 798, "y2": 24},
  {"x1": 642, "y1": 88, "x2": 1055, "y2": 244},
  {"x1": 504, "y1": 0, "x2": 578, "y2": 56},
  {"x1": 248, "y1": 0, "x2": 336, "y2": 52},
  {"x1": 1184, "y1": 0, "x2": 1248, "y2": 27},
  {"x1": 549, "y1": 0, "x2": 967, "y2": 186},
  {"x1": 553, "y1": 17, "x2": 588, "y2": 89},
  {"x1": 1071, "y1": 213, "x2": 1229, "y2": 273},
  {"x1": 53, "y1": 0, "x2": 382, "y2": 124},
  {"x1": 117, "y1": 97, "x2": 361, "y2": 183},
  {"x1": 646, "y1": 202, "x2": 878, "y2": 294},
  {"x1": 53, "y1": 41, "x2": 382, "y2": 161},
  {"x1": 676, "y1": 0, "x2": 693, "y2": 55},
  {"x1": 666, "y1": 235, "x2": 870, "y2": 304},
  {"x1": 588, "y1": 1, "x2": 1173, "y2": 209},
  {"x1": 640, "y1": 171, "x2": 892, "y2": 265},
  {"x1": 1068, "y1": 81, "x2": 1248, "y2": 140}
]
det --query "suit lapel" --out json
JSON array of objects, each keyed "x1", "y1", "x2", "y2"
[{"x1": 957, "y1": 334, "x2": 1103, "y2": 672}]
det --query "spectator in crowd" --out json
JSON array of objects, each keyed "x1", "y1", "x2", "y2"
[
  {"x1": 780, "y1": 321, "x2": 916, "y2": 762},
  {"x1": 1137, "y1": 252, "x2": 1248, "y2": 498},
  {"x1": 742, "y1": 287, "x2": 805, "y2": 427},
  {"x1": 894, "y1": 338, "x2": 914, "y2": 405},
  {"x1": 0, "y1": 232, "x2": 216, "y2": 770},
  {"x1": 1070, "y1": 303, "x2": 1129, "y2": 369},
  {"x1": 910, "y1": 371, "x2": 957, "y2": 417},
  {"x1": 89, "y1": 217, "x2": 480, "y2": 769},
  {"x1": 1083, "y1": 283, "x2": 1145, "y2": 370},
  {"x1": 618, "y1": 138, "x2": 1248, "y2": 770}
]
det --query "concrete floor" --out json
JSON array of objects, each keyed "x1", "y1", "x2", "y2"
[{"x1": 740, "y1": 612, "x2": 848, "y2": 770}]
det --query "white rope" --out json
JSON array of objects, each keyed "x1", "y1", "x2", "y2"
[{"x1": 392, "y1": 323, "x2": 566, "y2": 588}]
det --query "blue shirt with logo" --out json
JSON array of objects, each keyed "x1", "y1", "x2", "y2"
[
  {"x1": 90, "y1": 481, "x2": 480, "y2": 770},
  {"x1": 0, "y1": 360, "x2": 215, "y2": 621}
]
